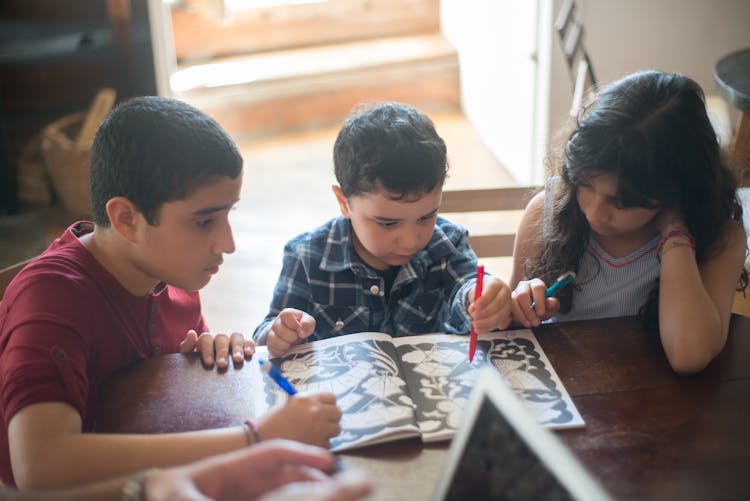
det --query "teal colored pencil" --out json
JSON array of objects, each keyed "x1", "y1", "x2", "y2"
[{"x1": 531, "y1": 271, "x2": 576, "y2": 309}]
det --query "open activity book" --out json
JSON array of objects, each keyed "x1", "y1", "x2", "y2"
[{"x1": 251, "y1": 330, "x2": 584, "y2": 452}]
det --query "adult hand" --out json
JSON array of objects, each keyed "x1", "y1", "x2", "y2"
[
  {"x1": 144, "y1": 439, "x2": 371, "y2": 501},
  {"x1": 258, "y1": 469, "x2": 372, "y2": 501},
  {"x1": 179, "y1": 330, "x2": 255, "y2": 369},
  {"x1": 266, "y1": 309, "x2": 315, "y2": 358}
]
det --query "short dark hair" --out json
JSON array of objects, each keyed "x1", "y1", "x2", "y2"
[
  {"x1": 333, "y1": 102, "x2": 448, "y2": 199},
  {"x1": 89, "y1": 96, "x2": 243, "y2": 226}
]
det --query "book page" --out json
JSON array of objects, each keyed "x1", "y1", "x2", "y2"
[
  {"x1": 251, "y1": 332, "x2": 421, "y2": 452},
  {"x1": 393, "y1": 330, "x2": 584, "y2": 442}
]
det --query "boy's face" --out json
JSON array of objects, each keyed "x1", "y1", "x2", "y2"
[
  {"x1": 134, "y1": 174, "x2": 242, "y2": 291},
  {"x1": 334, "y1": 184, "x2": 442, "y2": 270}
]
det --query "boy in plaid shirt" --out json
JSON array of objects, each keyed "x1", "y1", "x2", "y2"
[{"x1": 253, "y1": 103, "x2": 512, "y2": 356}]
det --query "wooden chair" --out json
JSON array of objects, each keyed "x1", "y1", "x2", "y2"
[
  {"x1": 555, "y1": 0, "x2": 597, "y2": 117},
  {"x1": 0, "y1": 258, "x2": 34, "y2": 300},
  {"x1": 440, "y1": 186, "x2": 541, "y2": 280}
]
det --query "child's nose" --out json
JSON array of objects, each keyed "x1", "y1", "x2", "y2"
[
  {"x1": 588, "y1": 198, "x2": 609, "y2": 223},
  {"x1": 215, "y1": 222, "x2": 236, "y2": 255},
  {"x1": 398, "y1": 227, "x2": 421, "y2": 250}
]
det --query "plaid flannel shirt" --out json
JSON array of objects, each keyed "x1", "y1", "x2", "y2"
[{"x1": 253, "y1": 216, "x2": 480, "y2": 343}]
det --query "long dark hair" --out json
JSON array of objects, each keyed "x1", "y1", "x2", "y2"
[{"x1": 528, "y1": 70, "x2": 747, "y2": 328}]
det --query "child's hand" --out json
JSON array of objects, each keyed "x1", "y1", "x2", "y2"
[
  {"x1": 510, "y1": 278, "x2": 560, "y2": 327},
  {"x1": 179, "y1": 330, "x2": 255, "y2": 369},
  {"x1": 467, "y1": 276, "x2": 512, "y2": 332},
  {"x1": 256, "y1": 392, "x2": 342, "y2": 448},
  {"x1": 267, "y1": 309, "x2": 316, "y2": 357}
]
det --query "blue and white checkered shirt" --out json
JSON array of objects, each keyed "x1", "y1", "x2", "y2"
[{"x1": 253, "y1": 216, "x2": 479, "y2": 343}]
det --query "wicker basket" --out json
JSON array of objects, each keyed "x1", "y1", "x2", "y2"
[{"x1": 40, "y1": 111, "x2": 92, "y2": 218}]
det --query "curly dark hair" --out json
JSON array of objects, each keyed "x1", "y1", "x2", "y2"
[
  {"x1": 528, "y1": 70, "x2": 748, "y2": 329},
  {"x1": 333, "y1": 102, "x2": 448, "y2": 200}
]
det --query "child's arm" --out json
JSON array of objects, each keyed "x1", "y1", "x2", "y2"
[
  {"x1": 8, "y1": 393, "x2": 342, "y2": 490},
  {"x1": 253, "y1": 245, "x2": 316, "y2": 346},
  {"x1": 508, "y1": 191, "x2": 561, "y2": 326},
  {"x1": 657, "y1": 214, "x2": 747, "y2": 374},
  {"x1": 509, "y1": 190, "x2": 546, "y2": 289}
]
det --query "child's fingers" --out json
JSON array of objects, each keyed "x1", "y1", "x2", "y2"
[
  {"x1": 469, "y1": 278, "x2": 497, "y2": 313},
  {"x1": 243, "y1": 338, "x2": 256, "y2": 358},
  {"x1": 510, "y1": 284, "x2": 538, "y2": 328},
  {"x1": 178, "y1": 329, "x2": 199, "y2": 353},
  {"x1": 494, "y1": 301, "x2": 513, "y2": 330},
  {"x1": 267, "y1": 317, "x2": 299, "y2": 356},
  {"x1": 267, "y1": 335, "x2": 292, "y2": 358},
  {"x1": 274, "y1": 317, "x2": 304, "y2": 345},
  {"x1": 297, "y1": 314, "x2": 316, "y2": 340},
  {"x1": 511, "y1": 298, "x2": 530, "y2": 327},
  {"x1": 212, "y1": 333, "x2": 230, "y2": 368},
  {"x1": 229, "y1": 332, "x2": 252, "y2": 362},
  {"x1": 544, "y1": 297, "x2": 561, "y2": 317},
  {"x1": 471, "y1": 279, "x2": 510, "y2": 317}
]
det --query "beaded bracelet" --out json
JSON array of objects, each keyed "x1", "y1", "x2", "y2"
[
  {"x1": 657, "y1": 229, "x2": 695, "y2": 261},
  {"x1": 659, "y1": 239, "x2": 696, "y2": 260},
  {"x1": 240, "y1": 419, "x2": 261, "y2": 445}
]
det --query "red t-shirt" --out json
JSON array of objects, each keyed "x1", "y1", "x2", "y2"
[{"x1": 0, "y1": 222, "x2": 208, "y2": 485}]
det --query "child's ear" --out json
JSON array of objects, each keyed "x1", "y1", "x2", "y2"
[
  {"x1": 332, "y1": 185, "x2": 351, "y2": 218},
  {"x1": 105, "y1": 197, "x2": 141, "y2": 243}
]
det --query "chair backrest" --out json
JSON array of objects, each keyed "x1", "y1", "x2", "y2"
[
  {"x1": 555, "y1": 0, "x2": 597, "y2": 116},
  {"x1": 440, "y1": 186, "x2": 540, "y2": 258},
  {"x1": 0, "y1": 258, "x2": 34, "y2": 300}
]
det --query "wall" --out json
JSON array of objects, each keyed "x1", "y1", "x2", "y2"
[
  {"x1": 441, "y1": 0, "x2": 542, "y2": 186},
  {"x1": 442, "y1": 0, "x2": 750, "y2": 185},
  {"x1": 547, "y1": 0, "x2": 750, "y2": 145}
]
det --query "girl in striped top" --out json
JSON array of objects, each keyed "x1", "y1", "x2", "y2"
[{"x1": 510, "y1": 70, "x2": 748, "y2": 375}]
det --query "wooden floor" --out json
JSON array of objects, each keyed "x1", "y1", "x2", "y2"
[{"x1": 0, "y1": 110, "x2": 519, "y2": 334}]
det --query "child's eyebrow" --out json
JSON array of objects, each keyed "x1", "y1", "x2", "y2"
[
  {"x1": 373, "y1": 216, "x2": 402, "y2": 223},
  {"x1": 373, "y1": 207, "x2": 439, "y2": 223},
  {"x1": 606, "y1": 195, "x2": 620, "y2": 204},
  {"x1": 192, "y1": 204, "x2": 235, "y2": 216}
]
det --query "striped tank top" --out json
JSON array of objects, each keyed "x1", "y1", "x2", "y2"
[
  {"x1": 552, "y1": 235, "x2": 661, "y2": 322},
  {"x1": 542, "y1": 178, "x2": 661, "y2": 322}
]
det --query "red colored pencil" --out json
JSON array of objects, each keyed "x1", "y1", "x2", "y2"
[{"x1": 469, "y1": 264, "x2": 484, "y2": 362}]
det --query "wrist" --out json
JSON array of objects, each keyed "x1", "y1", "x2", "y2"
[
  {"x1": 122, "y1": 468, "x2": 159, "y2": 501},
  {"x1": 240, "y1": 419, "x2": 261, "y2": 445},
  {"x1": 657, "y1": 230, "x2": 695, "y2": 261}
]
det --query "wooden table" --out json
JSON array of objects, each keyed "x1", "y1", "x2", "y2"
[
  {"x1": 97, "y1": 315, "x2": 750, "y2": 500},
  {"x1": 715, "y1": 46, "x2": 750, "y2": 185}
]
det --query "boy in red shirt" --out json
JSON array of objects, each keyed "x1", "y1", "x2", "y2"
[{"x1": 0, "y1": 97, "x2": 341, "y2": 489}]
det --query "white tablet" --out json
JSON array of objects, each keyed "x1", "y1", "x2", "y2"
[{"x1": 431, "y1": 367, "x2": 611, "y2": 501}]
